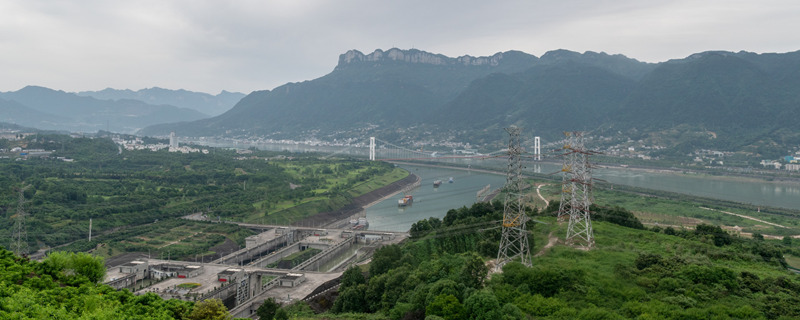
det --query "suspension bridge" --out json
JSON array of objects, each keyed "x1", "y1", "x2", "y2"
[{"x1": 323, "y1": 136, "x2": 544, "y2": 162}]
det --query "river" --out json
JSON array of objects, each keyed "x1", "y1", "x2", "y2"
[
  {"x1": 191, "y1": 140, "x2": 800, "y2": 231},
  {"x1": 366, "y1": 164, "x2": 507, "y2": 231},
  {"x1": 366, "y1": 160, "x2": 800, "y2": 232}
]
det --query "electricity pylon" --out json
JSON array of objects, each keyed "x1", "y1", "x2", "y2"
[
  {"x1": 497, "y1": 126, "x2": 532, "y2": 269},
  {"x1": 11, "y1": 185, "x2": 31, "y2": 256},
  {"x1": 558, "y1": 132, "x2": 595, "y2": 248}
]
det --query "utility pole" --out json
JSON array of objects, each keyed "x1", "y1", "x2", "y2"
[
  {"x1": 11, "y1": 185, "x2": 31, "y2": 256},
  {"x1": 558, "y1": 132, "x2": 596, "y2": 248},
  {"x1": 496, "y1": 126, "x2": 532, "y2": 269}
]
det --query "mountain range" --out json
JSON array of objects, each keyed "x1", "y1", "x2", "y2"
[
  {"x1": 139, "y1": 48, "x2": 800, "y2": 157},
  {"x1": 0, "y1": 86, "x2": 244, "y2": 134},
  {"x1": 4, "y1": 47, "x2": 799, "y2": 158},
  {"x1": 77, "y1": 88, "x2": 245, "y2": 116}
]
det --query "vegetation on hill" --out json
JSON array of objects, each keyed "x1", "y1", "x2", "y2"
[
  {"x1": 0, "y1": 247, "x2": 234, "y2": 319},
  {"x1": 139, "y1": 48, "x2": 800, "y2": 160},
  {"x1": 0, "y1": 134, "x2": 405, "y2": 259},
  {"x1": 0, "y1": 86, "x2": 208, "y2": 134},
  {"x1": 295, "y1": 198, "x2": 800, "y2": 319}
]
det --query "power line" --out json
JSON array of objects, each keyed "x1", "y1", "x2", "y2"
[
  {"x1": 11, "y1": 184, "x2": 31, "y2": 256},
  {"x1": 497, "y1": 126, "x2": 532, "y2": 269},
  {"x1": 558, "y1": 131, "x2": 597, "y2": 248}
]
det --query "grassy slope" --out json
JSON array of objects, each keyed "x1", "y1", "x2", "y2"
[
  {"x1": 523, "y1": 219, "x2": 796, "y2": 319},
  {"x1": 244, "y1": 167, "x2": 408, "y2": 224},
  {"x1": 538, "y1": 183, "x2": 800, "y2": 237},
  {"x1": 289, "y1": 217, "x2": 798, "y2": 319}
]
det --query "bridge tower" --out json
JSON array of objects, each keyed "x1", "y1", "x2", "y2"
[
  {"x1": 11, "y1": 185, "x2": 30, "y2": 256},
  {"x1": 558, "y1": 132, "x2": 595, "y2": 248},
  {"x1": 497, "y1": 126, "x2": 532, "y2": 269},
  {"x1": 369, "y1": 137, "x2": 375, "y2": 161},
  {"x1": 534, "y1": 136, "x2": 541, "y2": 161}
]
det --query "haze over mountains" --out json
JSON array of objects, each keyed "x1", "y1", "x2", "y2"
[
  {"x1": 4, "y1": 47, "x2": 800, "y2": 157},
  {"x1": 77, "y1": 88, "x2": 246, "y2": 117},
  {"x1": 0, "y1": 87, "x2": 244, "y2": 133},
  {"x1": 139, "y1": 48, "x2": 800, "y2": 156}
]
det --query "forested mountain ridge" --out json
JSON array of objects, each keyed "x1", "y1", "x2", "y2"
[
  {"x1": 77, "y1": 87, "x2": 245, "y2": 116},
  {"x1": 0, "y1": 86, "x2": 208, "y2": 134},
  {"x1": 140, "y1": 48, "x2": 545, "y2": 138},
  {"x1": 0, "y1": 98, "x2": 70, "y2": 129},
  {"x1": 139, "y1": 48, "x2": 800, "y2": 157}
]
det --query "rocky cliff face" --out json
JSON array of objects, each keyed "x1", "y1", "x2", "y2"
[{"x1": 337, "y1": 48, "x2": 506, "y2": 67}]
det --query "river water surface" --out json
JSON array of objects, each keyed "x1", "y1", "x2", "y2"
[
  {"x1": 194, "y1": 140, "x2": 800, "y2": 231},
  {"x1": 366, "y1": 161, "x2": 800, "y2": 232}
]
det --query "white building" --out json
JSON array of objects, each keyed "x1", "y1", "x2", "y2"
[{"x1": 169, "y1": 132, "x2": 178, "y2": 149}]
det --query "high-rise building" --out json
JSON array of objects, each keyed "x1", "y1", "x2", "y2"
[{"x1": 169, "y1": 131, "x2": 178, "y2": 148}]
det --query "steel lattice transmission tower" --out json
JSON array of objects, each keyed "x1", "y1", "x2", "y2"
[
  {"x1": 11, "y1": 185, "x2": 30, "y2": 256},
  {"x1": 558, "y1": 132, "x2": 595, "y2": 248},
  {"x1": 557, "y1": 132, "x2": 578, "y2": 222},
  {"x1": 497, "y1": 126, "x2": 532, "y2": 269}
]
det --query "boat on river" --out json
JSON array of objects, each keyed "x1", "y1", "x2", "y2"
[
  {"x1": 398, "y1": 195, "x2": 413, "y2": 206},
  {"x1": 433, "y1": 180, "x2": 442, "y2": 187}
]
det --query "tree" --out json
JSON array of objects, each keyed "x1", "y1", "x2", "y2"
[
  {"x1": 42, "y1": 251, "x2": 106, "y2": 284},
  {"x1": 783, "y1": 236, "x2": 792, "y2": 246},
  {"x1": 369, "y1": 244, "x2": 402, "y2": 276},
  {"x1": 340, "y1": 266, "x2": 365, "y2": 288},
  {"x1": 185, "y1": 299, "x2": 231, "y2": 320},
  {"x1": 463, "y1": 290, "x2": 501, "y2": 320},
  {"x1": 256, "y1": 298, "x2": 280, "y2": 320},
  {"x1": 332, "y1": 284, "x2": 367, "y2": 313},
  {"x1": 69, "y1": 252, "x2": 106, "y2": 283},
  {"x1": 460, "y1": 252, "x2": 488, "y2": 289},
  {"x1": 274, "y1": 308, "x2": 289, "y2": 320},
  {"x1": 695, "y1": 224, "x2": 732, "y2": 246},
  {"x1": 426, "y1": 294, "x2": 463, "y2": 320},
  {"x1": 500, "y1": 303, "x2": 526, "y2": 320}
]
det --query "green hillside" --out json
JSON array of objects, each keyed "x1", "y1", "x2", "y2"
[
  {"x1": 0, "y1": 248, "x2": 240, "y2": 319},
  {"x1": 0, "y1": 133, "x2": 404, "y2": 259},
  {"x1": 294, "y1": 200, "x2": 800, "y2": 319}
]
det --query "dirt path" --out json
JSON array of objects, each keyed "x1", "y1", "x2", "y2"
[
  {"x1": 699, "y1": 207, "x2": 789, "y2": 229},
  {"x1": 158, "y1": 232, "x2": 199, "y2": 249},
  {"x1": 536, "y1": 184, "x2": 549, "y2": 207},
  {"x1": 534, "y1": 231, "x2": 558, "y2": 257}
]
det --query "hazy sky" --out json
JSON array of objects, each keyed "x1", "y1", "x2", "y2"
[{"x1": 1, "y1": 0, "x2": 798, "y2": 94}]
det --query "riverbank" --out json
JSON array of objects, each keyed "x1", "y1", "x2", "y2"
[
  {"x1": 294, "y1": 172, "x2": 421, "y2": 229},
  {"x1": 592, "y1": 161, "x2": 800, "y2": 185}
]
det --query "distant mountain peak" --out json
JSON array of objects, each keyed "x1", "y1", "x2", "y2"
[
  {"x1": 19, "y1": 85, "x2": 63, "y2": 94},
  {"x1": 336, "y1": 48, "x2": 517, "y2": 68},
  {"x1": 685, "y1": 51, "x2": 736, "y2": 60}
]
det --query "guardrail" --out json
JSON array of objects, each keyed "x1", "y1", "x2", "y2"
[
  {"x1": 198, "y1": 281, "x2": 236, "y2": 301},
  {"x1": 292, "y1": 235, "x2": 354, "y2": 271},
  {"x1": 228, "y1": 276, "x2": 283, "y2": 317}
]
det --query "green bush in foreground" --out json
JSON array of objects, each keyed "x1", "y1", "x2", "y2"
[{"x1": 0, "y1": 247, "x2": 234, "y2": 319}]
